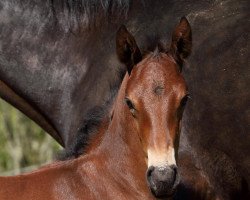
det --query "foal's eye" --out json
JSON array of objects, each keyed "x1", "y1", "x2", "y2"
[
  {"x1": 124, "y1": 98, "x2": 136, "y2": 116},
  {"x1": 177, "y1": 94, "x2": 190, "y2": 118},
  {"x1": 180, "y1": 94, "x2": 190, "y2": 107}
]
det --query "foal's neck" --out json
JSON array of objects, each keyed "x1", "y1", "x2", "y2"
[
  {"x1": 87, "y1": 74, "x2": 146, "y2": 168},
  {"x1": 77, "y1": 74, "x2": 151, "y2": 199}
]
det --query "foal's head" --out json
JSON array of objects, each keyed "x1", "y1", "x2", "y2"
[{"x1": 116, "y1": 17, "x2": 192, "y2": 198}]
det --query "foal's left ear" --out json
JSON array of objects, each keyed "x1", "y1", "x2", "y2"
[
  {"x1": 170, "y1": 17, "x2": 192, "y2": 67},
  {"x1": 116, "y1": 25, "x2": 142, "y2": 75}
]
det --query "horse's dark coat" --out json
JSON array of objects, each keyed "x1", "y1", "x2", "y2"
[
  {"x1": 50, "y1": 0, "x2": 131, "y2": 31},
  {"x1": 0, "y1": 0, "x2": 249, "y2": 199},
  {"x1": 60, "y1": 67, "x2": 125, "y2": 160}
]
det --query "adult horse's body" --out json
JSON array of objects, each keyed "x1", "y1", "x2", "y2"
[
  {"x1": 0, "y1": 18, "x2": 191, "y2": 199},
  {"x1": 0, "y1": 0, "x2": 249, "y2": 199}
]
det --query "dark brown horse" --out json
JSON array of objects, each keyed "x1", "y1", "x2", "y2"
[
  {"x1": 0, "y1": 1, "x2": 249, "y2": 199},
  {"x1": 0, "y1": 18, "x2": 191, "y2": 199}
]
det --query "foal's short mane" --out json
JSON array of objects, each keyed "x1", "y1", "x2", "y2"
[
  {"x1": 59, "y1": 44, "x2": 167, "y2": 161},
  {"x1": 59, "y1": 68, "x2": 126, "y2": 160}
]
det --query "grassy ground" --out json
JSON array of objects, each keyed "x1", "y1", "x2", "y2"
[{"x1": 0, "y1": 98, "x2": 62, "y2": 176}]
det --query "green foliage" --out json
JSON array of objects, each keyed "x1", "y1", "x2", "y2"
[{"x1": 0, "y1": 98, "x2": 62, "y2": 175}]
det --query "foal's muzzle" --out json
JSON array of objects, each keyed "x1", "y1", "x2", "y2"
[{"x1": 146, "y1": 165, "x2": 179, "y2": 198}]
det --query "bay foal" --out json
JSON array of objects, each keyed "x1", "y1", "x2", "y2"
[{"x1": 0, "y1": 17, "x2": 191, "y2": 199}]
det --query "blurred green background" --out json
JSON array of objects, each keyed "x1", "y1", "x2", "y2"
[{"x1": 0, "y1": 98, "x2": 62, "y2": 176}]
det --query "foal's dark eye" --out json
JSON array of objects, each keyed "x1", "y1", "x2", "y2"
[
  {"x1": 124, "y1": 97, "x2": 136, "y2": 116},
  {"x1": 177, "y1": 94, "x2": 190, "y2": 118},
  {"x1": 180, "y1": 94, "x2": 190, "y2": 107}
]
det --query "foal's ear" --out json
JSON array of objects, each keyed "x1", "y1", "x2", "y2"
[
  {"x1": 170, "y1": 17, "x2": 192, "y2": 66},
  {"x1": 116, "y1": 25, "x2": 142, "y2": 75}
]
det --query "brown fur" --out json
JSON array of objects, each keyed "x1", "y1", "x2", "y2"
[{"x1": 0, "y1": 18, "x2": 191, "y2": 200}]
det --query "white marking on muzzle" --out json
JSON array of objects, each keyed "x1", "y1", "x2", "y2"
[{"x1": 147, "y1": 147, "x2": 176, "y2": 167}]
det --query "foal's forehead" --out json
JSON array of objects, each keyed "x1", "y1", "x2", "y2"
[
  {"x1": 126, "y1": 53, "x2": 187, "y2": 98},
  {"x1": 129, "y1": 53, "x2": 186, "y2": 94},
  {"x1": 137, "y1": 54, "x2": 178, "y2": 78}
]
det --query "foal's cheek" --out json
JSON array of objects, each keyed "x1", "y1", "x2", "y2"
[
  {"x1": 137, "y1": 121, "x2": 150, "y2": 157},
  {"x1": 140, "y1": 132, "x2": 149, "y2": 157}
]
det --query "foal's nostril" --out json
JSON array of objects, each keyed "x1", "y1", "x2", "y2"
[
  {"x1": 147, "y1": 165, "x2": 180, "y2": 198},
  {"x1": 171, "y1": 165, "x2": 178, "y2": 180},
  {"x1": 146, "y1": 166, "x2": 155, "y2": 181}
]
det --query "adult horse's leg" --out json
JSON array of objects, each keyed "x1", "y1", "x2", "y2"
[{"x1": 0, "y1": 80, "x2": 62, "y2": 144}]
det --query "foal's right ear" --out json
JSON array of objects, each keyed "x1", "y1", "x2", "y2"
[
  {"x1": 116, "y1": 25, "x2": 142, "y2": 75},
  {"x1": 170, "y1": 17, "x2": 192, "y2": 67}
]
